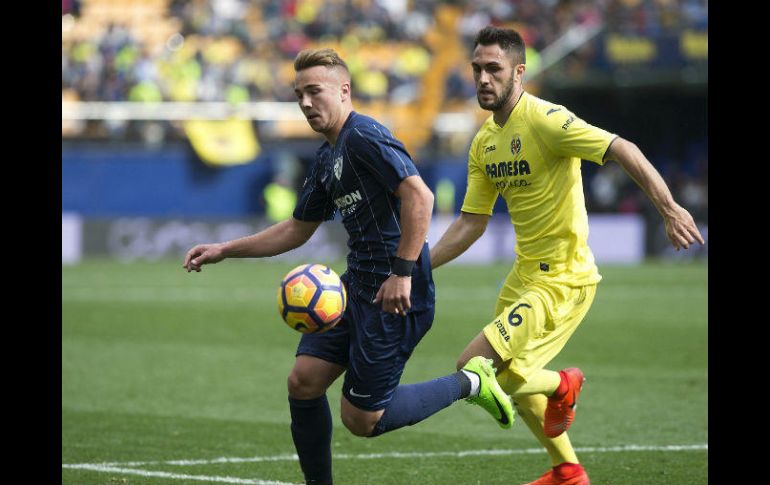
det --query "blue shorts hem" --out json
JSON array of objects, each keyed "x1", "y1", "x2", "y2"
[{"x1": 295, "y1": 350, "x2": 348, "y2": 368}]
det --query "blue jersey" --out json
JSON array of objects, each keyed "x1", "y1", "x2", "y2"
[{"x1": 293, "y1": 111, "x2": 434, "y2": 311}]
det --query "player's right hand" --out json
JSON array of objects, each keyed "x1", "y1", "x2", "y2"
[
  {"x1": 373, "y1": 274, "x2": 412, "y2": 316},
  {"x1": 183, "y1": 243, "x2": 226, "y2": 272}
]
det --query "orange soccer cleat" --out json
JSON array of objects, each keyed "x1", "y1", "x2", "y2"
[
  {"x1": 544, "y1": 368, "x2": 585, "y2": 438},
  {"x1": 523, "y1": 464, "x2": 590, "y2": 485}
]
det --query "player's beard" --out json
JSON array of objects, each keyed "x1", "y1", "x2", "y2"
[{"x1": 477, "y1": 73, "x2": 515, "y2": 112}]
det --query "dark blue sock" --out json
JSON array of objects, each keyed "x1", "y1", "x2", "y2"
[
  {"x1": 289, "y1": 395, "x2": 333, "y2": 484},
  {"x1": 369, "y1": 371, "x2": 469, "y2": 437}
]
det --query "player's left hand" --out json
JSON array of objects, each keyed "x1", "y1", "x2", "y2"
[
  {"x1": 373, "y1": 275, "x2": 412, "y2": 316},
  {"x1": 664, "y1": 204, "x2": 705, "y2": 250}
]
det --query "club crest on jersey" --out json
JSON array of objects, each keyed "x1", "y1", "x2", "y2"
[
  {"x1": 510, "y1": 136, "x2": 522, "y2": 156},
  {"x1": 334, "y1": 156, "x2": 343, "y2": 180}
]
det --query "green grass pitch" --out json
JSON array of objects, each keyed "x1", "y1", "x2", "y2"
[{"x1": 62, "y1": 260, "x2": 707, "y2": 484}]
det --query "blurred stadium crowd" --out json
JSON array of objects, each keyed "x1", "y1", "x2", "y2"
[
  {"x1": 62, "y1": 0, "x2": 707, "y2": 223},
  {"x1": 61, "y1": 0, "x2": 707, "y2": 111}
]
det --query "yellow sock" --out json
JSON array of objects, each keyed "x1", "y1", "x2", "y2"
[{"x1": 503, "y1": 372, "x2": 578, "y2": 466}]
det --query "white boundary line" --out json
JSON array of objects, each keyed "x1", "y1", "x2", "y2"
[
  {"x1": 61, "y1": 464, "x2": 295, "y2": 485},
  {"x1": 77, "y1": 443, "x2": 709, "y2": 468},
  {"x1": 63, "y1": 444, "x2": 707, "y2": 484}
]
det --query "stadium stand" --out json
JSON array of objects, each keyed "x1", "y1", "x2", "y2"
[{"x1": 62, "y1": 0, "x2": 706, "y2": 223}]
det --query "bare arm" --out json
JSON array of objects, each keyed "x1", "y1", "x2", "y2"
[
  {"x1": 429, "y1": 211, "x2": 490, "y2": 269},
  {"x1": 374, "y1": 175, "x2": 434, "y2": 315},
  {"x1": 605, "y1": 137, "x2": 704, "y2": 250},
  {"x1": 183, "y1": 218, "x2": 322, "y2": 272},
  {"x1": 394, "y1": 175, "x2": 434, "y2": 260}
]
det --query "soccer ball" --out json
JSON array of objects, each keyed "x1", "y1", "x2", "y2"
[{"x1": 277, "y1": 264, "x2": 347, "y2": 334}]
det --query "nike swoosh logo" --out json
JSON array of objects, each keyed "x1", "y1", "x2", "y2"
[
  {"x1": 493, "y1": 394, "x2": 509, "y2": 425},
  {"x1": 546, "y1": 108, "x2": 562, "y2": 115},
  {"x1": 349, "y1": 388, "x2": 371, "y2": 398}
]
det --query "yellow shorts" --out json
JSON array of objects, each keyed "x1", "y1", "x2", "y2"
[{"x1": 482, "y1": 266, "x2": 597, "y2": 388}]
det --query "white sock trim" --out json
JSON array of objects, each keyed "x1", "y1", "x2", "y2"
[{"x1": 461, "y1": 369, "x2": 481, "y2": 396}]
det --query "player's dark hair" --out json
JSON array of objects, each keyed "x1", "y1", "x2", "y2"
[
  {"x1": 294, "y1": 48, "x2": 350, "y2": 74},
  {"x1": 474, "y1": 26, "x2": 526, "y2": 65}
]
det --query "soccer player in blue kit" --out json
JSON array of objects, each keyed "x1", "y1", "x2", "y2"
[{"x1": 183, "y1": 48, "x2": 514, "y2": 485}]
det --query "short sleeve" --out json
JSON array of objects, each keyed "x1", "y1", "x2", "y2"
[
  {"x1": 345, "y1": 123, "x2": 419, "y2": 192},
  {"x1": 292, "y1": 159, "x2": 336, "y2": 222},
  {"x1": 532, "y1": 104, "x2": 617, "y2": 165},
  {"x1": 460, "y1": 133, "x2": 498, "y2": 215}
]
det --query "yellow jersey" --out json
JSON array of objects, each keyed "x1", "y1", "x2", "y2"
[{"x1": 461, "y1": 92, "x2": 617, "y2": 286}]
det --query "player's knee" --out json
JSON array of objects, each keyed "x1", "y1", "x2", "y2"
[
  {"x1": 287, "y1": 370, "x2": 325, "y2": 400},
  {"x1": 456, "y1": 355, "x2": 469, "y2": 371},
  {"x1": 340, "y1": 410, "x2": 376, "y2": 437},
  {"x1": 343, "y1": 419, "x2": 373, "y2": 437}
]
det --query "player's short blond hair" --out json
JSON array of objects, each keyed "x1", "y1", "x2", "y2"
[{"x1": 293, "y1": 48, "x2": 350, "y2": 74}]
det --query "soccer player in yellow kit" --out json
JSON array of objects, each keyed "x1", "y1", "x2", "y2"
[{"x1": 430, "y1": 26, "x2": 704, "y2": 485}]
